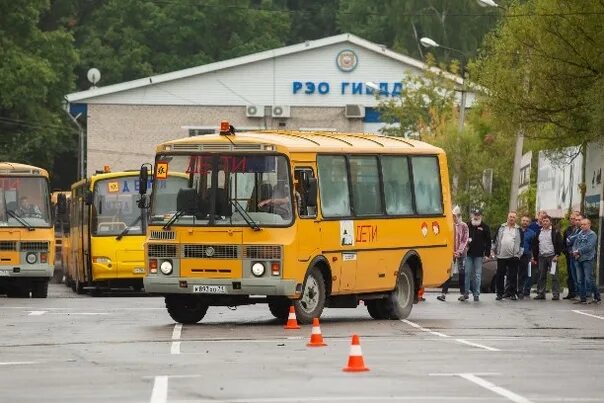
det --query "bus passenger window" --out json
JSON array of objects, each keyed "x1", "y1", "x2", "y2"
[
  {"x1": 411, "y1": 156, "x2": 443, "y2": 215},
  {"x1": 349, "y1": 156, "x2": 382, "y2": 216},
  {"x1": 317, "y1": 156, "x2": 351, "y2": 218},
  {"x1": 381, "y1": 156, "x2": 413, "y2": 215}
]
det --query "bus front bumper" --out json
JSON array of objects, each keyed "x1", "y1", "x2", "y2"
[
  {"x1": 0, "y1": 264, "x2": 54, "y2": 279},
  {"x1": 144, "y1": 276, "x2": 300, "y2": 298}
]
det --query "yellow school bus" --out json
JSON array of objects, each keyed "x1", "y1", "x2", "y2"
[
  {"x1": 142, "y1": 123, "x2": 453, "y2": 323},
  {"x1": 51, "y1": 191, "x2": 71, "y2": 281},
  {"x1": 0, "y1": 162, "x2": 55, "y2": 298},
  {"x1": 65, "y1": 169, "x2": 151, "y2": 294}
]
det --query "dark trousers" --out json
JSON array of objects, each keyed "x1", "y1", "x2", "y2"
[
  {"x1": 564, "y1": 253, "x2": 577, "y2": 297},
  {"x1": 496, "y1": 257, "x2": 519, "y2": 297},
  {"x1": 442, "y1": 257, "x2": 466, "y2": 295},
  {"x1": 518, "y1": 254, "x2": 530, "y2": 295}
]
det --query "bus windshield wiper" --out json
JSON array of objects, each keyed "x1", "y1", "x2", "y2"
[
  {"x1": 116, "y1": 216, "x2": 142, "y2": 240},
  {"x1": 163, "y1": 209, "x2": 186, "y2": 230},
  {"x1": 7, "y1": 210, "x2": 34, "y2": 231},
  {"x1": 230, "y1": 200, "x2": 261, "y2": 231}
]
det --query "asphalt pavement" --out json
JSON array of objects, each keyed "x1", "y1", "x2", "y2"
[{"x1": 1, "y1": 284, "x2": 603, "y2": 403}]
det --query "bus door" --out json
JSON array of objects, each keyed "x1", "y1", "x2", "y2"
[{"x1": 293, "y1": 167, "x2": 320, "y2": 262}]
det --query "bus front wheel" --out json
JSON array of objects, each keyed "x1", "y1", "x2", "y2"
[
  {"x1": 293, "y1": 268, "x2": 326, "y2": 325},
  {"x1": 386, "y1": 264, "x2": 415, "y2": 320},
  {"x1": 165, "y1": 295, "x2": 209, "y2": 324},
  {"x1": 267, "y1": 297, "x2": 290, "y2": 322},
  {"x1": 31, "y1": 280, "x2": 49, "y2": 298}
]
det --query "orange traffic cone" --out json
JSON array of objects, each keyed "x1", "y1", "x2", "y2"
[
  {"x1": 306, "y1": 318, "x2": 327, "y2": 347},
  {"x1": 343, "y1": 334, "x2": 369, "y2": 372},
  {"x1": 284, "y1": 306, "x2": 300, "y2": 330}
]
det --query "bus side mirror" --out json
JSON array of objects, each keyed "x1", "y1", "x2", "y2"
[
  {"x1": 305, "y1": 178, "x2": 318, "y2": 208},
  {"x1": 177, "y1": 188, "x2": 199, "y2": 215},
  {"x1": 139, "y1": 165, "x2": 149, "y2": 195},
  {"x1": 84, "y1": 191, "x2": 94, "y2": 205}
]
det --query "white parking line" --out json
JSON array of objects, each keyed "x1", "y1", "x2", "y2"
[
  {"x1": 150, "y1": 376, "x2": 168, "y2": 403},
  {"x1": 402, "y1": 320, "x2": 500, "y2": 351},
  {"x1": 455, "y1": 338, "x2": 501, "y2": 352},
  {"x1": 171, "y1": 324, "x2": 182, "y2": 355},
  {"x1": 572, "y1": 310, "x2": 604, "y2": 320},
  {"x1": 0, "y1": 361, "x2": 37, "y2": 366},
  {"x1": 458, "y1": 373, "x2": 534, "y2": 403},
  {"x1": 28, "y1": 311, "x2": 47, "y2": 316},
  {"x1": 430, "y1": 373, "x2": 533, "y2": 403},
  {"x1": 401, "y1": 319, "x2": 451, "y2": 338}
]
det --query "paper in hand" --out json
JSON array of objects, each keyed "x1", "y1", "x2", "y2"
[
  {"x1": 528, "y1": 260, "x2": 531, "y2": 277},
  {"x1": 550, "y1": 261, "x2": 557, "y2": 275}
]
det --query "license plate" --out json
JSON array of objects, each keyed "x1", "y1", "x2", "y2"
[
  {"x1": 133, "y1": 267, "x2": 145, "y2": 274},
  {"x1": 0, "y1": 270, "x2": 10, "y2": 277},
  {"x1": 193, "y1": 285, "x2": 227, "y2": 294}
]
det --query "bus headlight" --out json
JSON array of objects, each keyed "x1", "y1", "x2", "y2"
[
  {"x1": 251, "y1": 262, "x2": 265, "y2": 277},
  {"x1": 26, "y1": 253, "x2": 37, "y2": 264},
  {"x1": 160, "y1": 260, "x2": 173, "y2": 275}
]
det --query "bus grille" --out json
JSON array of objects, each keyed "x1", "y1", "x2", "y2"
[
  {"x1": 243, "y1": 245, "x2": 282, "y2": 260},
  {"x1": 150, "y1": 231, "x2": 176, "y2": 240},
  {"x1": 0, "y1": 241, "x2": 17, "y2": 251},
  {"x1": 183, "y1": 244, "x2": 240, "y2": 259},
  {"x1": 148, "y1": 244, "x2": 178, "y2": 258},
  {"x1": 20, "y1": 242, "x2": 49, "y2": 251}
]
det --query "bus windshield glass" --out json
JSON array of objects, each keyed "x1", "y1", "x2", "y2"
[
  {"x1": 92, "y1": 177, "x2": 148, "y2": 236},
  {"x1": 0, "y1": 176, "x2": 51, "y2": 228},
  {"x1": 150, "y1": 154, "x2": 293, "y2": 228}
]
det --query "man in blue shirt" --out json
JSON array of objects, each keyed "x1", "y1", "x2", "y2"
[{"x1": 572, "y1": 218, "x2": 601, "y2": 304}]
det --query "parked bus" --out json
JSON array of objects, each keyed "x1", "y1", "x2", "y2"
[
  {"x1": 142, "y1": 122, "x2": 453, "y2": 324},
  {"x1": 65, "y1": 169, "x2": 149, "y2": 294},
  {"x1": 0, "y1": 162, "x2": 55, "y2": 298}
]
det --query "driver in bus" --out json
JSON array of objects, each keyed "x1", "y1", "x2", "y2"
[{"x1": 15, "y1": 196, "x2": 43, "y2": 218}]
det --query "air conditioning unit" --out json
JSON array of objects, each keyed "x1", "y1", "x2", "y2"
[
  {"x1": 271, "y1": 105, "x2": 291, "y2": 118},
  {"x1": 246, "y1": 105, "x2": 265, "y2": 118},
  {"x1": 345, "y1": 104, "x2": 365, "y2": 118}
]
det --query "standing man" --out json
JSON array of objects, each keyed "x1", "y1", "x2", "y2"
[
  {"x1": 437, "y1": 206, "x2": 469, "y2": 302},
  {"x1": 572, "y1": 218, "x2": 601, "y2": 304},
  {"x1": 518, "y1": 215, "x2": 536, "y2": 299},
  {"x1": 464, "y1": 209, "x2": 491, "y2": 302},
  {"x1": 562, "y1": 212, "x2": 581, "y2": 299},
  {"x1": 492, "y1": 211, "x2": 524, "y2": 300},
  {"x1": 532, "y1": 215, "x2": 563, "y2": 300}
]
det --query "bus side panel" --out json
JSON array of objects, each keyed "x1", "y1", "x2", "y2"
[{"x1": 89, "y1": 235, "x2": 146, "y2": 281}]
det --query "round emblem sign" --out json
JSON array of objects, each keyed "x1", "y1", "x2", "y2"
[
  {"x1": 336, "y1": 49, "x2": 358, "y2": 72},
  {"x1": 205, "y1": 246, "x2": 215, "y2": 257}
]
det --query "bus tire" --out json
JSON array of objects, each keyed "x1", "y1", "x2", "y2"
[
  {"x1": 385, "y1": 263, "x2": 415, "y2": 320},
  {"x1": 267, "y1": 297, "x2": 290, "y2": 321},
  {"x1": 293, "y1": 267, "x2": 326, "y2": 325},
  {"x1": 165, "y1": 295, "x2": 209, "y2": 324},
  {"x1": 74, "y1": 279, "x2": 86, "y2": 295},
  {"x1": 366, "y1": 299, "x2": 389, "y2": 320},
  {"x1": 31, "y1": 280, "x2": 49, "y2": 298}
]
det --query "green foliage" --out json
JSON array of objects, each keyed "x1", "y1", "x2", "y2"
[
  {"x1": 472, "y1": 0, "x2": 604, "y2": 148},
  {"x1": 0, "y1": 0, "x2": 78, "y2": 183}
]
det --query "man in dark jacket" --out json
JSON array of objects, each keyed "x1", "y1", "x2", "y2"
[
  {"x1": 464, "y1": 209, "x2": 491, "y2": 302},
  {"x1": 532, "y1": 215, "x2": 563, "y2": 300}
]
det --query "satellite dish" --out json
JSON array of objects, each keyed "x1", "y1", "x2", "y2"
[{"x1": 87, "y1": 68, "x2": 101, "y2": 87}]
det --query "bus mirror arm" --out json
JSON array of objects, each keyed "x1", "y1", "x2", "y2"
[{"x1": 138, "y1": 163, "x2": 152, "y2": 195}]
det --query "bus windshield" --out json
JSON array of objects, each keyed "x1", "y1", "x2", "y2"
[
  {"x1": 92, "y1": 177, "x2": 147, "y2": 236},
  {"x1": 150, "y1": 154, "x2": 293, "y2": 228},
  {"x1": 0, "y1": 176, "x2": 51, "y2": 228}
]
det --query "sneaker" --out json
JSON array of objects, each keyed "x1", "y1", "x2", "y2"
[
  {"x1": 510, "y1": 295, "x2": 517, "y2": 301},
  {"x1": 580, "y1": 299, "x2": 588, "y2": 305},
  {"x1": 458, "y1": 295, "x2": 467, "y2": 302},
  {"x1": 573, "y1": 299, "x2": 585, "y2": 304},
  {"x1": 437, "y1": 295, "x2": 446, "y2": 302},
  {"x1": 496, "y1": 295, "x2": 503, "y2": 301},
  {"x1": 534, "y1": 295, "x2": 545, "y2": 300},
  {"x1": 552, "y1": 295, "x2": 560, "y2": 301},
  {"x1": 588, "y1": 298, "x2": 601, "y2": 304},
  {"x1": 474, "y1": 296, "x2": 479, "y2": 302},
  {"x1": 563, "y1": 294, "x2": 576, "y2": 300}
]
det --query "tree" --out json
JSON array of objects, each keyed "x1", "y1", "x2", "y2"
[
  {"x1": 472, "y1": 0, "x2": 604, "y2": 148},
  {"x1": 0, "y1": 0, "x2": 78, "y2": 187}
]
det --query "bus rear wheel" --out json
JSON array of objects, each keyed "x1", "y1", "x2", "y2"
[
  {"x1": 31, "y1": 280, "x2": 49, "y2": 298},
  {"x1": 366, "y1": 299, "x2": 389, "y2": 320},
  {"x1": 293, "y1": 268, "x2": 326, "y2": 325},
  {"x1": 165, "y1": 295, "x2": 209, "y2": 324},
  {"x1": 385, "y1": 264, "x2": 415, "y2": 320},
  {"x1": 74, "y1": 279, "x2": 86, "y2": 295}
]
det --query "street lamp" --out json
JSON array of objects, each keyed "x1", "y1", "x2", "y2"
[{"x1": 419, "y1": 37, "x2": 468, "y2": 132}]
